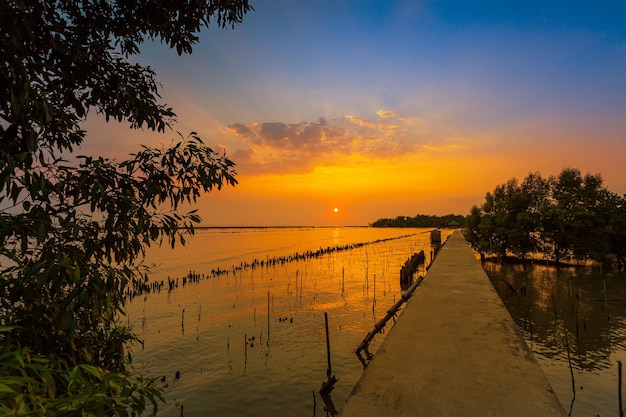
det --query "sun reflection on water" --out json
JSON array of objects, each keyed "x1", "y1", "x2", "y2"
[{"x1": 126, "y1": 227, "x2": 450, "y2": 417}]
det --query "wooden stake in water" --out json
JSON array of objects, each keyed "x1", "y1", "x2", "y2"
[
  {"x1": 603, "y1": 279, "x2": 610, "y2": 320},
  {"x1": 324, "y1": 313, "x2": 332, "y2": 378},
  {"x1": 320, "y1": 312, "x2": 338, "y2": 395},
  {"x1": 181, "y1": 308, "x2": 185, "y2": 335},
  {"x1": 575, "y1": 308, "x2": 579, "y2": 347},
  {"x1": 619, "y1": 360, "x2": 624, "y2": 417},
  {"x1": 267, "y1": 291, "x2": 271, "y2": 345},
  {"x1": 373, "y1": 274, "x2": 376, "y2": 301},
  {"x1": 341, "y1": 266, "x2": 345, "y2": 297}
]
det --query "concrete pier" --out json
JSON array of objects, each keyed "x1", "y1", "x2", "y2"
[{"x1": 339, "y1": 230, "x2": 566, "y2": 417}]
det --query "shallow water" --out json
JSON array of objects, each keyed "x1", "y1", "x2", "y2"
[
  {"x1": 483, "y1": 262, "x2": 626, "y2": 417},
  {"x1": 126, "y1": 227, "x2": 447, "y2": 416}
]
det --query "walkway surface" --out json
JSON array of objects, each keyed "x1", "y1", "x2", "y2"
[{"x1": 339, "y1": 230, "x2": 566, "y2": 417}]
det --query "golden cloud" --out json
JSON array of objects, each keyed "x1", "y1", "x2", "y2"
[
  {"x1": 225, "y1": 110, "x2": 471, "y2": 176},
  {"x1": 376, "y1": 109, "x2": 399, "y2": 119}
]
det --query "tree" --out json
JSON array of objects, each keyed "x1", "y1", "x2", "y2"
[
  {"x1": 606, "y1": 194, "x2": 626, "y2": 269},
  {"x1": 469, "y1": 177, "x2": 544, "y2": 260},
  {"x1": 370, "y1": 214, "x2": 466, "y2": 228},
  {"x1": 516, "y1": 172, "x2": 550, "y2": 258},
  {"x1": 1, "y1": 1, "x2": 251, "y2": 415},
  {"x1": 466, "y1": 168, "x2": 624, "y2": 267},
  {"x1": 464, "y1": 205, "x2": 485, "y2": 252},
  {"x1": 542, "y1": 168, "x2": 613, "y2": 264}
]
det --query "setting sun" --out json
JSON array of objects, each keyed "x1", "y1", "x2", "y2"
[{"x1": 84, "y1": 0, "x2": 626, "y2": 228}]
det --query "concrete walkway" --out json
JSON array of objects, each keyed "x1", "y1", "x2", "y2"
[{"x1": 339, "y1": 230, "x2": 566, "y2": 417}]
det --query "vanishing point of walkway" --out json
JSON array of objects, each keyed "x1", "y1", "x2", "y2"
[{"x1": 339, "y1": 230, "x2": 566, "y2": 417}]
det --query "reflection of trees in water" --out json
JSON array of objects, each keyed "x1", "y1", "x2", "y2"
[{"x1": 484, "y1": 262, "x2": 626, "y2": 371}]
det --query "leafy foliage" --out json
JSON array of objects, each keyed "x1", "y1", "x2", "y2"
[
  {"x1": 465, "y1": 168, "x2": 626, "y2": 268},
  {"x1": 1, "y1": 0, "x2": 251, "y2": 415},
  {"x1": 0, "y1": 334, "x2": 163, "y2": 417}
]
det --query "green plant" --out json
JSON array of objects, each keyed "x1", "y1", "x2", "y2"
[
  {"x1": 1, "y1": 1, "x2": 251, "y2": 415},
  {"x1": 466, "y1": 168, "x2": 625, "y2": 266}
]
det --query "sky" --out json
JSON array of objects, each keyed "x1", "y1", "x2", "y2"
[{"x1": 84, "y1": 0, "x2": 626, "y2": 226}]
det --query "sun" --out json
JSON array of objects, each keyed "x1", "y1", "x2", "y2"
[{"x1": 333, "y1": 207, "x2": 339, "y2": 213}]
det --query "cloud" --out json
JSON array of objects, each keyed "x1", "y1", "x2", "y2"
[
  {"x1": 225, "y1": 109, "x2": 468, "y2": 175},
  {"x1": 227, "y1": 122, "x2": 256, "y2": 138},
  {"x1": 376, "y1": 109, "x2": 399, "y2": 119},
  {"x1": 227, "y1": 118, "x2": 347, "y2": 150}
]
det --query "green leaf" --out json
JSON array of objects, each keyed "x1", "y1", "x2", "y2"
[
  {"x1": 68, "y1": 367, "x2": 81, "y2": 389},
  {"x1": 0, "y1": 383, "x2": 16, "y2": 393},
  {"x1": 79, "y1": 364, "x2": 104, "y2": 380},
  {"x1": 0, "y1": 3, "x2": 251, "y2": 415},
  {"x1": 73, "y1": 265, "x2": 81, "y2": 282}
]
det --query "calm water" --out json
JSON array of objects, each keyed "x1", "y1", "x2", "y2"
[
  {"x1": 483, "y1": 262, "x2": 626, "y2": 417},
  {"x1": 126, "y1": 227, "x2": 448, "y2": 417}
]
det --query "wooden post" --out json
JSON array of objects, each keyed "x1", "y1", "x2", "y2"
[
  {"x1": 320, "y1": 312, "x2": 338, "y2": 394},
  {"x1": 267, "y1": 291, "x2": 270, "y2": 345},
  {"x1": 603, "y1": 279, "x2": 610, "y2": 320},
  {"x1": 355, "y1": 275, "x2": 424, "y2": 355},
  {"x1": 619, "y1": 360, "x2": 624, "y2": 417},
  {"x1": 324, "y1": 312, "x2": 331, "y2": 379}
]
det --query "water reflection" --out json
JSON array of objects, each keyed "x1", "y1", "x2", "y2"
[
  {"x1": 126, "y1": 227, "x2": 449, "y2": 417},
  {"x1": 484, "y1": 261, "x2": 626, "y2": 417}
]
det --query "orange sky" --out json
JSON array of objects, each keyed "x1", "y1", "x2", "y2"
[{"x1": 81, "y1": 1, "x2": 626, "y2": 226}]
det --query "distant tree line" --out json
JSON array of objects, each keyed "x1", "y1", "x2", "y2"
[
  {"x1": 371, "y1": 214, "x2": 466, "y2": 228},
  {"x1": 465, "y1": 168, "x2": 626, "y2": 269}
]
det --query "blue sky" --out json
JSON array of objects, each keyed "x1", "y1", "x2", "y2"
[{"x1": 87, "y1": 0, "x2": 626, "y2": 225}]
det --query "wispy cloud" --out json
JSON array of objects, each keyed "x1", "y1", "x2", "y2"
[{"x1": 225, "y1": 109, "x2": 469, "y2": 175}]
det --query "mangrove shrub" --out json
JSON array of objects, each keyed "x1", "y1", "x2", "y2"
[{"x1": 465, "y1": 168, "x2": 625, "y2": 267}]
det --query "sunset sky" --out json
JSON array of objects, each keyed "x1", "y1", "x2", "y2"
[{"x1": 84, "y1": 1, "x2": 626, "y2": 226}]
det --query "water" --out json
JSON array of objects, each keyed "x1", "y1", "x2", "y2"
[
  {"x1": 483, "y1": 262, "x2": 626, "y2": 417},
  {"x1": 125, "y1": 227, "x2": 447, "y2": 417}
]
